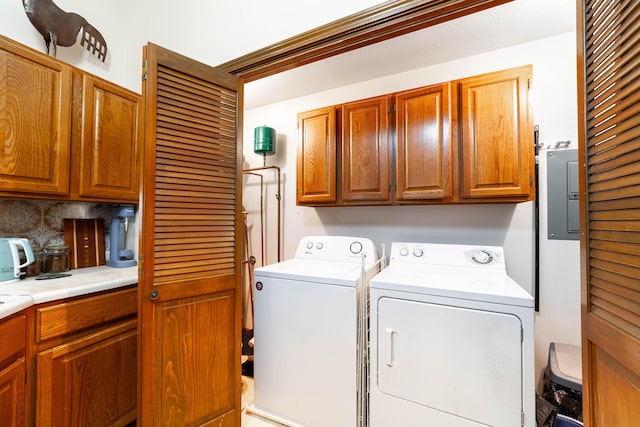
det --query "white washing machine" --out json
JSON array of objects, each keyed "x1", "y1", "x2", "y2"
[
  {"x1": 250, "y1": 236, "x2": 380, "y2": 427},
  {"x1": 369, "y1": 242, "x2": 534, "y2": 427}
]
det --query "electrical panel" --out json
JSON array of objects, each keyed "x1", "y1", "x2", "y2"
[{"x1": 547, "y1": 149, "x2": 579, "y2": 240}]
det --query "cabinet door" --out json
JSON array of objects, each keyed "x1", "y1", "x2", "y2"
[
  {"x1": 36, "y1": 319, "x2": 136, "y2": 427},
  {"x1": 395, "y1": 84, "x2": 452, "y2": 201},
  {"x1": 0, "y1": 358, "x2": 26, "y2": 427},
  {"x1": 0, "y1": 36, "x2": 72, "y2": 195},
  {"x1": 76, "y1": 74, "x2": 140, "y2": 201},
  {"x1": 342, "y1": 97, "x2": 391, "y2": 203},
  {"x1": 297, "y1": 106, "x2": 337, "y2": 204},
  {"x1": 458, "y1": 65, "x2": 534, "y2": 200}
]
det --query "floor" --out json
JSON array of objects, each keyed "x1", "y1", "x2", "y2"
[{"x1": 241, "y1": 375, "x2": 285, "y2": 426}]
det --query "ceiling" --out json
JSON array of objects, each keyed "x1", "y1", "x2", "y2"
[{"x1": 244, "y1": 0, "x2": 576, "y2": 109}]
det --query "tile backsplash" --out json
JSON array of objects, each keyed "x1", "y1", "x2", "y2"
[{"x1": 0, "y1": 199, "x2": 112, "y2": 249}]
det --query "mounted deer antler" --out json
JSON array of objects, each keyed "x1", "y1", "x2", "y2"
[{"x1": 22, "y1": 0, "x2": 108, "y2": 62}]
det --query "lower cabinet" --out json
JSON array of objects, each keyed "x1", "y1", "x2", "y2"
[
  {"x1": 0, "y1": 358, "x2": 26, "y2": 427},
  {"x1": 31, "y1": 287, "x2": 137, "y2": 427},
  {"x1": 35, "y1": 320, "x2": 136, "y2": 427},
  {"x1": 0, "y1": 312, "x2": 28, "y2": 427}
]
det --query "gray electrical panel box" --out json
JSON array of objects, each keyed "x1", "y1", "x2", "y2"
[{"x1": 547, "y1": 149, "x2": 579, "y2": 240}]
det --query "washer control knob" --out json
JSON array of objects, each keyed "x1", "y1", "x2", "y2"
[
  {"x1": 399, "y1": 248, "x2": 409, "y2": 256},
  {"x1": 350, "y1": 241, "x2": 363, "y2": 254},
  {"x1": 316, "y1": 242, "x2": 324, "y2": 250},
  {"x1": 413, "y1": 248, "x2": 424, "y2": 258},
  {"x1": 472, "y1": 250, "x2": 493, "y2": 264},
  {"x1": 306, "y1": 242, "x2": 313, "y2": 249}
]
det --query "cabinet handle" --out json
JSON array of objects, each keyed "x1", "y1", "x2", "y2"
[{"x1": 149, "y1": 290, "x2": 159, "y2": 301}]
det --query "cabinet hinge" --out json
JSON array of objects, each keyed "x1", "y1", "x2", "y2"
[
  {"x1": 142, "y1": 60, "x2": 148, "y2": 81},
  {"x1": 529, "y1": 175, "x2": 533, "y2": 186},
  {"x1": 527, "y1": 78, "x2": 531, "y2": 90}
]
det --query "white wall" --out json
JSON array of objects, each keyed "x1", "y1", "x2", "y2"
[
  {"x1": 1, "y1": 0, "x2": 385, "y2": 93},
  {"x1": 243, "y1": 31, "x2": 581, "y2": 388}
]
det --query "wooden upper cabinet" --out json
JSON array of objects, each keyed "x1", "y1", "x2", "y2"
[
  {"x1": 0, "y1": 35, "x2": 140, "y2": 202},
  {"x1": 297, "y1": 106, "x2": 337, "y2": 204},
  {"x1": 457, "y1": 65, "x2": 534, "y2": 200},
  {"x1": 295, "y1": 65, "x2": 535, "y2": 206},
  {"x1": 0, "y1": 35, "x2": 72, "y2": 196},
  {"x1": 395, "y1": 83, "x2": 452, "y2": 202},
  {"x1": 342, "y1": 96, "x2": 391, "y2": 203},
  {"x1": 73, "y1": 74, "x2": 140, "y2": 201}
]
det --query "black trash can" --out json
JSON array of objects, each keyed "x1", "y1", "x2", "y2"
[{"x1": 542, "y1": 342, "x2": 583, "y2": 426}]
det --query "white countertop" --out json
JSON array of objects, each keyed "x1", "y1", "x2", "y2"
[{"x1": 0, "y1": 265, "x2": 138, "y2": 319}]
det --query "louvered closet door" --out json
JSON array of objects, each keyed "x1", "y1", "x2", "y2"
[
  {"x1": 139, "y1": 43, "x2": 242, "y2": 427},
  {"x1": 578, "y1": 1, "x2": 640, "y2": 425}
]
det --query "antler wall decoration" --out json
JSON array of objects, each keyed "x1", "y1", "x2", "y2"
[{"x1": 22, "y1": 0, "x2": 108, "y2": 62}]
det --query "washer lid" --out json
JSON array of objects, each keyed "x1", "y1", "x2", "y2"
[
  {"x1": 370, "y1": 263, "x2": 533, "y2": 307},
  {"x1": 255, "y1": 258, "x2": 374, "y2": 287}
]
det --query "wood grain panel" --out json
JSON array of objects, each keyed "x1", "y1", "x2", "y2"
[
  {"x1": 341, "y1": 96, "x2": 390, "y2": 203},
  {"x1": 590, "y1": 343, "x2": 640, "y2": 426},
  {"x1": 156, "y1": 292, "x2": 235, "y2": 425},
  {"x1": 0, "y1": 314, "x2": 26, "y2": 369},
  {"x1": 36, "y1": 320, "x2": 136, "y2": 427},
  {"x1": 395, "y1": 83, "x2": 452, "y2": 201},
  {"x1": 458, "y1": 65, "x2": 533, "y2": 199},
  {"x1": 296, "y1": 106, "x2": 337, "y2": 204},
  {"x1": 77, "y1": 74, "x2": 140, "y2": 201},
  {"x1": 0, "y1": 358, "x2": 26, "y2": 427},
  {"x1": 0, "y1": 35, "x2": 71, "y2": 195},
  {"x1": 35, "y1": 287, "x2": 137, "y2": 342}
]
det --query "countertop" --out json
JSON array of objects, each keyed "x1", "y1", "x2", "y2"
[{"x1": 0, "y1": 265, "x2": 138, "y2": 319}]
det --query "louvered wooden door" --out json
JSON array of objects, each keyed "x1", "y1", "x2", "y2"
[
  {"x1": 139, "y1": 43, "x2": 242, "y2": 426},
  {"x1": 578, "y1": 1, "x2": 640, "y2": 425}
]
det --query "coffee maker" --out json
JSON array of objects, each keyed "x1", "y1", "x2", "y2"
[{"x1": 107, "y1": 205, "x2": 137, "y2": 268}]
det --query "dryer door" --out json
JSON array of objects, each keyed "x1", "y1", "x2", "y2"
[{"x1": 377, "y1": 297, "x2": 523, "y2": 427}]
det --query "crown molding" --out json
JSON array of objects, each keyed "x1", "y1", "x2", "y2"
[{"x1": 217, "y1": 0, "x2": 512, "y2": 82}]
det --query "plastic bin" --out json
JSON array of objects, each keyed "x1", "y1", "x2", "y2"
[
  {"x1": 555, "y1": 414, "x2": 583, "y2": 427},
  {"x1": 543, "y1": 342, "x2": 583, "y2": 422},
  {"x1": 548, "y1": 342, "x2": 582, "y2": 392}
]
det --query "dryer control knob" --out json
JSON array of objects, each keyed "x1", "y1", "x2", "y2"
[
  {"x1": 472, "y1": 250, "x2": 493, "y2": 264},
  {"x1": 306, "y1": 242, "x2": 313, "y2": 249},
  {"x1": 413, "y1": 248, "x2": 424, "y2": 258},
  {"x1": 399, "y1": 248, "x2": 409, "y2": 256},
  {"x1": 350, "y1": 241, "x2": 363, "y2": 254},
  {"x1": 316, "y1": 242, "x2": 324, "y2": 249}
]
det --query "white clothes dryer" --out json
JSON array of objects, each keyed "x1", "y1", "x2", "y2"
[
  {"x1": 250, "y1": 236, "x2": 379, "y2": 427},
  {"x1": 369, "y1": 242, "x2": 534, "y2": 427}
]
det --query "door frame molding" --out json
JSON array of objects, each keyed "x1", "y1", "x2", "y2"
[{"x1": 216, "y1": 0, "x2": 512, "y2": 82}]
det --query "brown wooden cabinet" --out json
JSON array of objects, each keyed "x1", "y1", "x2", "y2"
[
  {"x1": 71, "y1": 74, "x2": 141, "y2": 202},
  {"x1": 341, "y1": 96, "x2": 391, "y2": 203},
  {"x1": 457, "y1": 65, "x2": 534, "y2": 200},
  {"x1": 0, "y1": 312, "x2": 27, "y2": 427},
  {"x1": 31, "y1": 287, "x2": 137, "y2": 427},
  {"x1": 297, "y1": 106, "x2": 337, "y2": 204},
  {"x1": 395, "y1": 83, "x2": 453, "y2": 202},
  {"x1": 0, "y1": 35, "x2": 140, "y2": 203},
  {"x1": 0, "y1": 35, "x2": 72, "y2": 196},
  {"x1": 296, "y1": 66, "x2": 534, "y2": 206}
]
